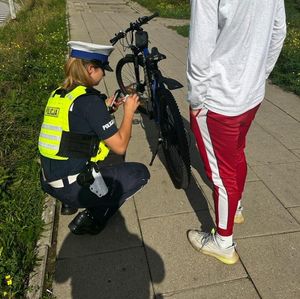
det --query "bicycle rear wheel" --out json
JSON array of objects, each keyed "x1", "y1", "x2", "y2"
[{"x1": 158, "y1": 88, "x2": 191, "y2": 189}]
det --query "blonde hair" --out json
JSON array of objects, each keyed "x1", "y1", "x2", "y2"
[{"x1": 62, "y1": 57, "x2": 95, "y2": 90}]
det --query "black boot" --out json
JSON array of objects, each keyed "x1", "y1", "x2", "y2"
[
  {"x1": 68, "y1": 210, "x2": 106, "y2": 235},
  {"x1": 61, "y1": 203, "x2": 78, "y2": 215}
]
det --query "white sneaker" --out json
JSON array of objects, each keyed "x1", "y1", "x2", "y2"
[
  {"x1": 234, "y1": 206, "x2": 245, "y2": 224},
  {"x1": 187, "y1": 229, "x2": 239, "y2": 265}
]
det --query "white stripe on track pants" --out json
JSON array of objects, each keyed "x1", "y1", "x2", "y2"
[{"x1": 190, "y1": 104, "x2": 260, "y2": 236}]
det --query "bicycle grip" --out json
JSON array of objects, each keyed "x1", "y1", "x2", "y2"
[
  {"x1": 148, "y1": 12, "x2": 159, "y2": 21},
  {"x1": 110, "y1": 36, "x2": 119, "y2": 45},
  {"x1": 110, "y1": 32, "x2": 125, "y2": 45}
]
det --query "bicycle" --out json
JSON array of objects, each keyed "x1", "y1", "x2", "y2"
[{"x1": 110, "y1": 13, "x2": 191, "y2": 189}]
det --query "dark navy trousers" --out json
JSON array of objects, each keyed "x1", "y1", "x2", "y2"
[{"x1": 41, "y1": 162, "x2": 150, "y2": 223}]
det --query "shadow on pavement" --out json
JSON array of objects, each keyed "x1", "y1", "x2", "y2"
[
  {"x1": 139, "y1": 113, "x2": 215, "y2": 232},
  {"x1": 54, "y1": 211, "x2": 165, "y2": 299}
]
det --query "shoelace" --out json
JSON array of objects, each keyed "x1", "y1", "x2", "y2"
[
  {"x1": 236, "y1": 206, "x2": 244, "y2": 214},
  {"x1": 200, "y1": 228, "x2": 216, "y2": 248}
]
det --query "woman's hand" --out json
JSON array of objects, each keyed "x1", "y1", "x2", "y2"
[
  {"x1": 105, "y1": 96, "x2": 115, "y2": 107},
  {"x1": 123, "y1": 93, "x2": 140, "y2": 114},
  {"x1": 106, "y1": 94, "x2": 124, "y2": 113},
  {"x1": 104, "y1": 93, "x2": 140, "y2": 155}
]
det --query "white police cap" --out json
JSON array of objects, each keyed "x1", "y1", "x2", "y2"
[{"x1": 68, "y1": 41, "x2": 115, "y2": 71}]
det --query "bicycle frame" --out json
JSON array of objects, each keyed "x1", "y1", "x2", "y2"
[
  {"x1": 128, "y1": 40, "x2": 166, "y2": 123},
  {"x1": 111, "y1": 14, "x2": 191, "y2": 189}
]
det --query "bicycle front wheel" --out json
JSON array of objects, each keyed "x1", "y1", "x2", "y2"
[
  {"x1": 158, "y1": 88, "x2": 191, "y2": 189},
  {"x1": 116, "y1": 55, "x2": 147, "y2": 96}
]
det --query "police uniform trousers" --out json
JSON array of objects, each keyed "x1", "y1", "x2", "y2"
[{"x1": 41, "y1": 162, "x2": 150, "y2": 223}]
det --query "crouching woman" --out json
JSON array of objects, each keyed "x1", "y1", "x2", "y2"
[{"x1": 38, "y1": 41, "x2": 150, "y2": 235}]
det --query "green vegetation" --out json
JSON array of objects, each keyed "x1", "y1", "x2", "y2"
[
  {"x1": 135, "y1": 0, "x2": 190, "y2": 19},
  {"x1": 169, "y1": 25, "x2": 189, "y2": 38},
  {"x1": 0, "y1": 0, "x2": 67, "y2": 297},
  {"x1": 270, "y1": 0, "x2": 300, "y2": 95}
]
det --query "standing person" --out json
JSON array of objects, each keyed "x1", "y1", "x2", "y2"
[
  {"x1": 187, "y1": 0, "x2": 286, "y2": 264},
  {"x1": 39, "y1": 41, "x2": 150, "y2": 235}
]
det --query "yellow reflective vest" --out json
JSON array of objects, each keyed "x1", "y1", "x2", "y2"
[{"x1": 38, "y1": 85, "x2": 109, "y2": 162}]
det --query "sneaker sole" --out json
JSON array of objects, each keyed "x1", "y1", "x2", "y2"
[
  {"x1": 234, "y1": 214, "x2": 245, "y2": 224},
  {"x1": 187, "y1": 232, "x2": 239, "y2": 265},
  {"x1": 201, "y1": 249, "x2": 239, "y2": 265}
]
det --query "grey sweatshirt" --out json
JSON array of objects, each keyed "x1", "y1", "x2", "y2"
[{"x1": 187, "y1": 0, "x2": 286, "y2": 116}]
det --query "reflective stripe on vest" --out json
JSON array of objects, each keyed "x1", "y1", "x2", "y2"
[{"x1": 38, "y1": 86, "x2": 110, "y2": 162}]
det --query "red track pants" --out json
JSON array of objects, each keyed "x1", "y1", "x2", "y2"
[{"x1": 190, "y1": 105, "x2": 260, "y2": 236}]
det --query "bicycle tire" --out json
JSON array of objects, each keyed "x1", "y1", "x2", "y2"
[
  {"x1": 116, "y1": 56, "x2": 147, "y2": 96},
  {"x1": 158, "y1": 88, "x2": 191, "y2": 189}
]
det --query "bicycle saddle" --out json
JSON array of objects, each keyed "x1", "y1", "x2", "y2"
[{"x1": 147, "y1": 47, "x2": 166, "y2": 62}]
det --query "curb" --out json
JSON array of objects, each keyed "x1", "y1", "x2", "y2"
[{"x1": 26, "y1": 196, "x2": 56, "y2": 299}]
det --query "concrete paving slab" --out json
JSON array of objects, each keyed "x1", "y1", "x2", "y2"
[
  {"x1": 238, "y1": 232, "x2": 300, "y2": 299},
  {"x1": 88, "y1": 2, "x2": 134, "y2": 14},
  {"x1": 53, "y1": 247, "x2": 158, "y2": 299},
  {"x1": 246, "y1": 122, "x2": 298, "y2": 165},
  {"x1": 193, "y1": 181, "x2": 300, "y2": 238},
  {"x1": 156, "y1": 278, "x2": 260, "y2": 299},
  {"x1": 233, "y1": 181, "x2": 300, "y2": 238},
  {"x1": 292, "y1": 149, "x2": 300, "y2": 159},
  {"x1": 245, "y1": 165, "x2": 261, "y2": 182},
  {"x1": 255, "y1": 100, "x2": 300, "y2": 149},
  {"x1": 251, "y1": 162, "x2": 300, "y2": 208},
  {"x1": 56, "y1": 200, "x2": 142, "y2": 259},
  {"x1": 67, "y1": 1, "x2": 91, "y2": 41},
  {"x1": 125, "y1": 135, "x2": 162, "y2": 171},
  {"x1": 140, "y1": 213, "x2": 246, "y2": 295},
  {"x1": 288, "y1": 207, "x2": 300, "y2": 223},
  {"x1": 134, "y1": 168, "x2": 210, "y2": 220},
  {"x1": 0, "y1": 1, "x2": 10, "y2": 25},
  {"x1": 265, "y1": 83, "x2": 300, "y2": 122}
]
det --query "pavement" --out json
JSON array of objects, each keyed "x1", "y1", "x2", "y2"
[
  {"x1": 52, "y1": 1, "x2": 300, "y2": 298},
  {"x1": 0, "y1": 1, "x2": 10, "y2": 25}
]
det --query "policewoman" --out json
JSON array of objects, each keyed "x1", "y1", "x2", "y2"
[{"x1": 39, "y1": 41, "x2": 150, "y2": 235}]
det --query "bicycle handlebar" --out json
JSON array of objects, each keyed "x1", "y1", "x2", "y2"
[{"x1": 110, "y1": 12, "x2": 159, "y2": 45}]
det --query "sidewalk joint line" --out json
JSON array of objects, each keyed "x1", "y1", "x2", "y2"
[
  {"x1": 264, "y1": 97, "x2": 300, "y2": 123},
  {"x1": 138, "y1": 209, "x2": 211, "y2": 222},
  {"x1": 56, "y1": 244, "x2": 144, "y2": 261},
  {"x1": 235, "y1": 229, "x2": 300, "y2": 241},
  {"x1": 133, "y1": 196, "x2": 157, "y2": 296}
]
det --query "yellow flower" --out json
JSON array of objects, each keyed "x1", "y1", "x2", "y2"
[{"x1": 5, "y1": 275, "x2": 12, "y2": 286}]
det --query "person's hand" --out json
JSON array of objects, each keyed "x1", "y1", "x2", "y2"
[
  {"x1": 106, "y1": 94, "x2": 124, "y2": 113},
  {"x1": 123, "y1": 93, "x2": 140, "y2": 114},
  {"x1": 105, "y1": 96, "x2": 115, "y2": 107},
  {"x1": 191, "y1": 108, "x2": 201, "y2": 116}
]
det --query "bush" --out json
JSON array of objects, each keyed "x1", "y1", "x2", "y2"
[
  {"x1": 0, "y1": 0, "x2": 67, "y2": 297},
  {"x1": 270, "y1": 0, "x2": 300, "y2": 95}
]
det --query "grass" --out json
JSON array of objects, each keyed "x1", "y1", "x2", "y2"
[
  {"x1": 269, "y1": 0, "x2": 300, "y2": 95},
  {"x1": 0, "y1": 0, "x2": 67, "y2": 297},
  {"x1": 149, "y1": 0, "x2": 300, "y2": 96},
  {"x1": 135, "y1": 0, "x2": 190, "y2": 19}
]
